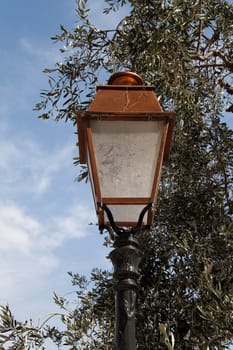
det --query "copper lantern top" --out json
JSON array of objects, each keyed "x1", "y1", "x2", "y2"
[
  {"x1": 108, "y1": 71, "x2": 143, "y2": 85},
  {"x1": 87, "y1": 73, "x2": 164, "y2": 115}
]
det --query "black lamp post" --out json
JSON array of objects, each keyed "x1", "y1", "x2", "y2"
[{"x1": 76, "y1": 72, "x2": 176, "y2": 350}]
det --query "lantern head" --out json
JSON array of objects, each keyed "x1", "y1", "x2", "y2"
[{"x1": 77, "y1": 72, "x2": 176, "y2": 229}]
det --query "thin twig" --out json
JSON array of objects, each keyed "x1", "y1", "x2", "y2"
[{"x1": 197, "y1": 0, "x2": 204, "y2": 54}]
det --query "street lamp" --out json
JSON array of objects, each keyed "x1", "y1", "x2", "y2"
[{"x1": 76, "y1": 72, "x2": 176, "y2": 350}]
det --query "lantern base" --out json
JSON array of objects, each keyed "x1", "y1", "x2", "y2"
[{"x1": 99, "y1": 203, "x2": 152, "y2": 235}]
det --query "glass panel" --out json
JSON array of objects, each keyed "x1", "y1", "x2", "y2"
[
  {"x1": 90, "y1": 120, "x2": 164, "y2": 198},
  {"x1": 104, "y1": 204, "x2": 148, "y2": 226}
]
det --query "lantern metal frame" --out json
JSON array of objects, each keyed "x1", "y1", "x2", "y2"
[{"x1": 77, "y1": 84, "x2": 175, "y2": 228}]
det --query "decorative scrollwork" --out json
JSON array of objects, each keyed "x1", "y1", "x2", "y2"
[{"x1": 98, "y1": 202, "x2": 152, "y2": 237}]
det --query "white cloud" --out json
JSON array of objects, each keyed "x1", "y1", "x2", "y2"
[
  {"x1": 0, "y1": 200, "x2": 94, "y2": 307},
  {"x1": 0, "y1": 129, "x2": 73, "y2": 197},
  {"x1": 0, "y1": 118, "x2": 95, "y2": 308},
  {"x1": 0, "y1": 37, "x2": 62, "y2": 120},
  {"x1": 19, "y1": 37, "x2": 62, "y2": 67},
  {"x1": 0, "y1": 201, "x2": 53, "y2": 302},
  {"x1": 0, "y1": 32, "x2": 77, "y2": 197},
  {"x1": 55, "y1": 204, "x2": 92, "y2": 240},
  {"x1": 0, "y1": 138, "x2": 19, "y2": 170}
]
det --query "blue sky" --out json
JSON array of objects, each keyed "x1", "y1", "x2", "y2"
[{"x1": 0, "y1": 0, "x2": 128, "y2": 324}]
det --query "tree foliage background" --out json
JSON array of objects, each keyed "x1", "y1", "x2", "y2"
[{"x1": 1, "y1": 0, "x2": 233, "y2": 349}]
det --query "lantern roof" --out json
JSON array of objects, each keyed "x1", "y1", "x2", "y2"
[{"x1": 87, "y1": 85, "x2": 163, "y2": 115}]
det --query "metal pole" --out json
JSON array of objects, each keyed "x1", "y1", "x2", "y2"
[
  {"x1": 110, "y1": 233, "x2": 141, "y2": 350},
  {"x1": 100, "y1": 204, "x2": 151, "y2": 350}
]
